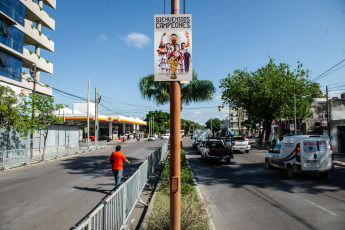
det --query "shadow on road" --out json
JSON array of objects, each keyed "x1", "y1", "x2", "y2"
[
  {"x1": 73, "y1": 186, "x2": 113, "y2": 195},
  {"x1": 184, "y1": 140, "x2": 345, "y2": 200}
]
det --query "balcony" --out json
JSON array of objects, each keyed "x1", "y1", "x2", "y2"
[
  {"x1": 22, "y1": 48, "x2": 53, "y2": 74},
  {"x1": 43, "y1": 0, "x2": 56, "y2": 10},
  {"x1": 22, "y1": 19, "x2": 54, "y2": 52},
  {"x1": 0, "y1": 73, "x2": 53, "y2": 96},
  {"x1": 19, "y1": 0, "x2": 55, "y2": 31}
]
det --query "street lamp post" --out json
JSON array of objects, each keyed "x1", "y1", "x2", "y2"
[{"x1": 29, "y1": 64, "x2": 37, "y2": 159}]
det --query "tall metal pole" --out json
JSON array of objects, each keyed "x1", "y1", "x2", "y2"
[
  {"x1": 30, "y1": 64, "x2": 37, "y2": 159},
  {"x1": 326, "y1": 86, "x2": 330, "y2": 138},
  {"x1": 294, "y1": 86, "x2": 297, "y2": 135},
  {"x1": 97, "y1": 93, "x2": 100, "y2": 145},
  {"x1": 87, "y1": 79, "x2": 90, "y2": 144},
  {"x1": 95, "y1": 88, "x2": 97, "y2": 144},
  {"x1": 170, "y1": 1, "x2": 181, "y2": 229}
]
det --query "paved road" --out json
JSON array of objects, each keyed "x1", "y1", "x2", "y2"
[
  {"x1": 184, "y1": 138, "x2": 345, "y2": 230},
  {"x1": 0, "y1": 139, "x2": 166, "y2": 230}
]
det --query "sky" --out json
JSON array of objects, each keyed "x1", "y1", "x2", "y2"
[{"x1": 34, "y1": 0, "x2": 345, "y2": 125}]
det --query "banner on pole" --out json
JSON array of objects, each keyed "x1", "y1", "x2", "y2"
[{"x1": 154, "y1": 14, "x2": 192, "y2": 81}]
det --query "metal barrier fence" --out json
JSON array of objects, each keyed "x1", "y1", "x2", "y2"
[
  {"x1": 74, "y1": 142, "x2": 169, "y2": 230},
  {"x1": 0, "y1": 141, "x2": 108, "y2": 170}
]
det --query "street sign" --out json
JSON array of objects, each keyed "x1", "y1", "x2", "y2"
[{"x1": 154, "y1": 14, "x2": 192, "y2": 81}]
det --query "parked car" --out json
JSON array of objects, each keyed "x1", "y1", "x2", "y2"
[
  {"x1": 99, "y1": 135, "x2": 112, "y2": 142},
  {"x1": 199, "y1": 138, "x2": 233, "y2": 164},
  {"x1": 148, "y1": 135, "x2": 156, "y2": 141},
  {"x1": 265, "y1": 135, "x2": 334, "y2": 179},
  {"x1": 161, "y1": 133, "x2": 170, "y2": 139},
  {"x1": 83, "y1": 136, "x2": 95, "y2": 141},
  {"x1": 229, "y1": 136, "x2": 251, "y2": 153}
]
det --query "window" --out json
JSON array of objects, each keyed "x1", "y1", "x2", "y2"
[{"x1": 0, "y1": 21, "x2": 9, "y2": 37}]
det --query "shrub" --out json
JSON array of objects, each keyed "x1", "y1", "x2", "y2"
[
  {"x1": 146, "y1": 193, "x2": 208, "y2": 230},
  {"x1": 146, "y1": 149, "x2": 209, "y2": 229}
]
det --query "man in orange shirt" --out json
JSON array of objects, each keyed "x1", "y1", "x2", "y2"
[{"x1": 109, "y1": 145, "x2": 130, "y2": 188}]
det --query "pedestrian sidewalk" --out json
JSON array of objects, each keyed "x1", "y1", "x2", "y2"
[{"x1": 333, "y1": 154, "x2": 345, "y2": 167}]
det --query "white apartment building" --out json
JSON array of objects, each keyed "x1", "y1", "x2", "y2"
[{"x1": 0, "y1": 0, "x2": 56, "y2": 96}]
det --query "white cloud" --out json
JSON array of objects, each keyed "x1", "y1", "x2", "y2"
[
  {"x1": 98, "y1": 34, "x2": 109, "y2": 41},
  {"x1": 122, "y1": 33, "x2": 150, "y2": 48},
  {"x1": 193, "y1": 111, "x2": 202, "y2": 116},
  {"x1": 216, "y1": 95, "x2": 222, "y2": 100}
]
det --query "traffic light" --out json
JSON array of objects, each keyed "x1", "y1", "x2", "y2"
[
  {"x1": 218, "y1": 106, "x2": 221, "y2": 111},
  {"x1": 222, "y1": 105, "x2": 224, "y2": 109}
]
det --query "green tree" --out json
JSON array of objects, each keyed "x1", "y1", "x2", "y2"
[
  {"x1": 139, "y1": 70, "x2": 216, "y2": 107},
  {"x1": 220, "y1": 58, "x2": 322, "y2": 146},
  {"x1": 0, "y1": 85, "x2": 32, "y2": 138},
  {"x1": 145, "y1": 110, "x2": 170, "y2": 134},
  {"x1": 181, "y1": 119, "x2": 201, "y2": 135},
  {"x1": 23, "y1": 94, "x2": 64, "y2": 160},
  {"x1": 205, "y1": 118, "x2": 222, "y2": 133}
]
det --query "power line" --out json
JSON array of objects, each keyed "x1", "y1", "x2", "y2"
[{"x1": 312, "y1": 59, "x2": 345, "y2": 82}]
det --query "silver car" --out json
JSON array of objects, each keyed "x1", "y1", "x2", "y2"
[{"x1": 148, "y1": 135, "x2": 156, "y2": 141}]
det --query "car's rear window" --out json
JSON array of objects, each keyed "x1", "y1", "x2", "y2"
[
  {"x1": 206, "y1": 141, "x2": 223, "y2": 147},
  {"x1": 233, "y1": 136, "x2": 245, "y2": 141}
]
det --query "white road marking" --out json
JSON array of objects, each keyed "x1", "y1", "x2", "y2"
[{"x1": 305, "y1": 199, "x2": 337, "y2": 216}]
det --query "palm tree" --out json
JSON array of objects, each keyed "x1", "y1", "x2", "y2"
[{"x1": 139, "y1": 70, "x2": 216, "y2": 107}]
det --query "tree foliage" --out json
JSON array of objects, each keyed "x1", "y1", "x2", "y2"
[
  {"x1": 144, "y1": 110, "x2": 170, "y2": 134},
  {"x1": 181, "y1": 119, "x2": 203, "y2": 135},
  {"x1": 205, "y1": 118, "x2": 222, "y2": 133},
  {"x1": 139, "y1": 70, "x2": 216, "y2": 107},
  {"x1": 0, "y1": 85, "x2": 33, "y2": 138},
  {"x1": 220, "y1": 58, "x2": 322, "y2": 143},
  {"x1": 22, "y1": 94, "x2": 64, "y2": 160}
]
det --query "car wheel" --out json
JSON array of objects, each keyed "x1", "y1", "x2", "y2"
[
  {"x1": 265, "y1": 159, "x2": 272, "y2": 169},
  {"x1": 287, "y1": 165, "x2": 296, "y2": 179},
  {"x1": 226, "y1": 159, "x2": 230, "y2": 164},
  {"x1": 245, "y1": 150, "x2": 249, "y2": 153},
  {"x1": 319, "y1": 172, "x2": 329, "y2": 179}
]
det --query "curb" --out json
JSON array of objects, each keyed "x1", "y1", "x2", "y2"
[
  {"x1": 140, "y1": 161, "x2": 165, "y2": 230},
  {"x1": 333, "y1": 161, "x2": 345, "y2": 167},
  {"x1": 185, "y1": 151, "x2": 215, "y2": 230}
]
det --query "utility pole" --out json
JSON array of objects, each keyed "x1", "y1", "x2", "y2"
[
  {"x1": 210, "y1": 118, "x2": 213, "y2": 134},
  {"x1": 237, "y1": 110, "x2": 241, "y2": 136},
  {"x1": 170, "y1": 1, "x2": 181, "y2": 229},
  {"x1": 30, "y1": 64, "x2": 37, "y2": 159},
  {"x1": 294, "y1": 86, "x2": 297, "y2": 135},
  {"x1": 87, "y1": 79, "x2": 90, "y2": 145},
  {"x1": 96, "y1": 93, "x2": 101, "y2": 145},
  {"x1": 95, "y1": 88, "x2": 97, "y2": 145},
  {"x1": 326, "y1": 86, "x2": 330, "y2": 138}
]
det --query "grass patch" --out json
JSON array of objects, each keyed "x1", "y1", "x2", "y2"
[{"x1": 146, "y1": 149, "x2": 209, "y2": 230}]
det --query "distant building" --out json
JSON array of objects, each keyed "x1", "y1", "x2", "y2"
[
  {"x1": 329, "y1": 94, "x2": 345, "y2": 154},
  {"x1": 0, "y1": 0, "x2": 56, "y2": 96},
  {"x1": 53, "y1": 102, "x2": 147, "y2": 141}
]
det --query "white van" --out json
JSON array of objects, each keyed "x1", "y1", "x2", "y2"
[{"x1": 265, "y1": 135, "x2": 333, "y2": 179}]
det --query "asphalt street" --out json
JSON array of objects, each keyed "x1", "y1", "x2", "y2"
[
  {"x1": 184, "y1": 138, "x2": 345, "y2": 230},
  {"x1": 0, "y1": 138, "x2": 166, "y2": 230}
]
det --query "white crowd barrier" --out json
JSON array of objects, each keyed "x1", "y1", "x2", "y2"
[
  {"x1": 0, "y1": 141, "x2": 108, "y2": 170},
  {"x1": 74, "y1": 142, "x2": 169, "y2": 230}
]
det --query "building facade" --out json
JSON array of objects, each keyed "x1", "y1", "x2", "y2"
[{"x1": 0, "y1": 0, "x2": 55, "y2": 96}]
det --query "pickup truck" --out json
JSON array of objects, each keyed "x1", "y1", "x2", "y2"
[
  {"x1": 226, "y1": 136, "x2": 251, "y2": 153},
  {"x1": 199, "y1": 139, "x2": 234, "y2": 163}
]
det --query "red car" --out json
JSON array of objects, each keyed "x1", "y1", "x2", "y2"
[{"x1": 83, "y1": 136, "x2": 95, "y2": 141}]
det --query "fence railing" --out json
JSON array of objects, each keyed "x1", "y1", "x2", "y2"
[
  {"x1": 74, "y1": 142, "x2": 169, "y2": 230},
  {"x1": 0, "y1": 141, "x2": 108, "y2": 170}
]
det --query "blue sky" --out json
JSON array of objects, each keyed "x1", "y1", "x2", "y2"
[{"x1": 38, "y1": 0, "x2": 345, "y2": 125}]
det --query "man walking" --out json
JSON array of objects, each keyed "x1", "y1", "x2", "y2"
[{"x1": 109, "y1": 145, "x2": 130, "y2": 189}]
